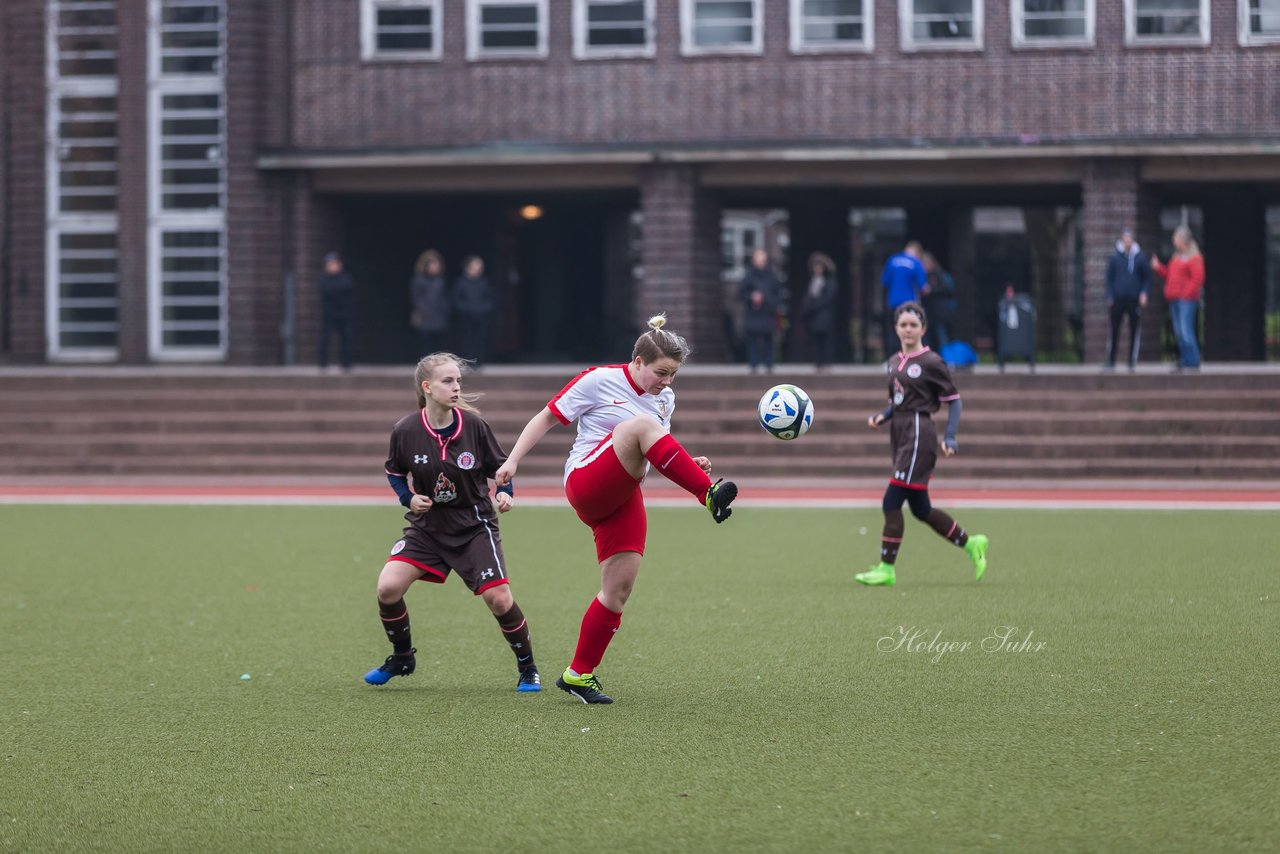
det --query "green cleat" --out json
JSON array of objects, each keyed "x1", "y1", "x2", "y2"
[
  {"x1": 704, "y1": 478, "x2": 738, "y2": 524},
  {"x1": 855, "y1": 563, "x2": 896, "y2": 586},
  {"x1": 556, "y1": 669, "x2": 614, "y2": 704},
  {"x1": 966, "y1": 534, "x2": 989, "y2": 581}
]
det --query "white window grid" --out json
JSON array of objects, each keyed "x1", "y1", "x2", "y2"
[
  {"x1": 1011, "y1": 0, "x2": 1095, "y2": 48},
  {"x1": 50, "y1": 0, "x2": 119, "y2": 79},
  {"x1": 1240, "y1": 0, "x2": 1280, "y2": 44},
  {"x1": 46, "y1": 2, "x2": 120, "y2": 359},
  {"x1": 155, "y1": 0, "x2": 225, "y2": 76},
  {"x1": 467, "y1": 0, "x2": 549, "y2": 60},
  {"x1": 899, "y1": 0, "x2": 985, "y2": 52},
  {"x1": 147, "y1": 0, "x2": 227, "y2": 360},
  {"x1": 721, "y1": 213, "x2": 764, "y2": 282},
  {"x1": 790, "y1": 0, "x2": 873, "y2": 53},
  {"x1": 1124, "y1": 0, "x2": 1210, "y2": 46},
  {"x1": 361, "y1": 0, "x2": 443, "y2": 61},
  {"x1": 573, "y1": 0, "x2": 655, "y2": 59},
  {"x1": 681, "y1": 0, "x2": 764, "y2": 56}
]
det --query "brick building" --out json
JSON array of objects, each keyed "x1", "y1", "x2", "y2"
[{"x1": 2, "y1": 1, "x2": 1279, "y2": 366}]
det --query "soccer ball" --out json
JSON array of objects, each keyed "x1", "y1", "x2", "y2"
[{"x1": 757, "y1": 384, "x2": 814, "y2": 440}]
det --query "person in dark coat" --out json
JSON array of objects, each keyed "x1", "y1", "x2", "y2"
[
  {"x1": 1104, "y1": 229, "x2": 1149, "y2": 371},
  {"x1": 409, "y1": 249, "x2": 450, "y2": 356},
  {"x1": 317, "y1": 251, "x2": 354, "y2": 371},
  {"x1": 738, "y1": 249, "x2": 781, "y2": 374},
  {"x1": 451, "y1": 255, "x2": 496, "y2": 367},
  {"x1": 801, "y1": 251, "x2": 839, "y2": 370}
]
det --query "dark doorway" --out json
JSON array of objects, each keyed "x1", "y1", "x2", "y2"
[{"x1": 335, "y1": 191, "x2": 638, "y2": 364}]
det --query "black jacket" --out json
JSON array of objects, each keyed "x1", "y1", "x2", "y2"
[
  {"x1": 1106, "y1": 243, "x2": 1149, "y2": 301},
  {"x1": 318, "y1": 272, "x2": 354, "y2": 317},
  {"x1": 801, "y1": 275, "x2": 838, "y2": 333},
  {"x1": 451, "y1": 275, "x2": 495, "y2": 319},
  {"x1": 738, "y1": 267, "x2": 781, "y2": 335}
]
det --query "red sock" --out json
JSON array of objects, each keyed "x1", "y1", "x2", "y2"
[
  {"x1": 644, "y1": 433, "x2": 712, "y2": 503},
  {"x1": 569, "y1": 597, "x2": 622, "y2": 675}
]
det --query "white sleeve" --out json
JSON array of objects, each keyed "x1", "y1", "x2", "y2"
[{"x1": 547, "y1": 368, "x2": 600, "y2": 425}]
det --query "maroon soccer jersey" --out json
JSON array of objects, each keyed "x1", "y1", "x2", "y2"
[
  {"x1": 883, "y1": 348, "x2": 961, "y2": 488},
  {"x1": 384, "y1": 408, "x2": 508, "y2": 545},
  {"x1": 885, "y1": 348, "x2": 960, "y2": 414}
]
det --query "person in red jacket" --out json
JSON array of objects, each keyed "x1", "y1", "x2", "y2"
[{"x1": 1151, "y1": 225, "x2": 1204, "y2": 371}]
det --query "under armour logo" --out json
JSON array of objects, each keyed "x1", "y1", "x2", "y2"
[
  {"x1": 414, "y1": 454, "x2": 430, "y2": 464},
  {"x1": 481, "y1": 568, "x2": 495, "y2": 579}
]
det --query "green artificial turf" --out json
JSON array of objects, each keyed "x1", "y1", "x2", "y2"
[{"x1": 1, "y1": 505, "x2": 1277, "y2": 852}]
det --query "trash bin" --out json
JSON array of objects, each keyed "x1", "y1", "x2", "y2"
[{"x1": 997, "y1": 292, "x2": 1036, "y2": 373}]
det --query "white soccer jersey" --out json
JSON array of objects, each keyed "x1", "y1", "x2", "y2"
[{"x1": 547, "y1": 364, "x2": 676, "y2": 482}]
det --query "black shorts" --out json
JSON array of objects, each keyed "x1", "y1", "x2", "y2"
[
  {"x1": 386, "y1": 523, "x2": 509, "y2": 594},
  {"x1": 889, "y1": 411, "x2": 936, "y2": 489}
]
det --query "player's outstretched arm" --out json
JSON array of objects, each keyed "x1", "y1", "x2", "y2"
[{"x1": 495, "y1": 407, "x2": 560, "y2": 486}]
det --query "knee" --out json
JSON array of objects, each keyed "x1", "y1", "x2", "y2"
[
  {"x1": 908, "y1": 498, "x2": 932, "y2": 520},
  {"x1": 481, "y1": 585, "x2": 513, "y2": 615}
]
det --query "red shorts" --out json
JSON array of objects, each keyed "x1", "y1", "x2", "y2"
[{"x1": 565, "y1": 435, "x2": 647, "y2": 562}]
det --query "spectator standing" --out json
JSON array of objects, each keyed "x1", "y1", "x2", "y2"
[
  {"x1": 317, "y1": 251, "x2": 354, "y2": 372},
  {"x1": 1103, "y1": 229, "x2": 1149, "y2": 372},
  {"x1": 1151, "y1": 225, "x2": 1205, "y2": 372},
  {"x1": 880, "y1": 241, "x2": 926, "y2": 359},
  {"x1": 738, "y1": 248, "x2": 782, "y2": 374},
  {"x1": 801, "y1": 252, "x2": 839, "y2": 371},
  {"x1": 451, "y1": 255, "x2": 496, "y2": 367},
  {"x1": 920, "y1": 251, "x2": 956, "y2": 352},
  {"x1": 409, "y1": 249, "x2": 449, "y2": 357}
]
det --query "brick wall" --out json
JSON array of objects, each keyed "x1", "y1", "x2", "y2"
[
  {"x1": 286, "y1": 1, "x2": 1280, "y2": 151},
  {"x1": 4, "y1": 0, "x2": 46, "y2": 363}
]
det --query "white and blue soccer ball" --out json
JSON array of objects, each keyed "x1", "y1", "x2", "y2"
[{"x1": 757, "y1": 384, "x2": 814, "y2": 440}]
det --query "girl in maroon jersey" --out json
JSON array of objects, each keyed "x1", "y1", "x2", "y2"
[
  {"x1": 855, "y1": 302, "x2": 988, "y2": 587},
  {"x1": 363, "y1": 352, "x2": 540, "y2": 692}
]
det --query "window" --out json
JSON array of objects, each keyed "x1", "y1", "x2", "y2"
[
  {"x1": 47, "y1": 2, "x2": 120, "y2": 359},
  {"x1": 1125, "y1": 0, "x2": 1209, "y2": 45},
  {"x1": 54, "y1": 231, "x2": 121, "y2": 351},
  {"x1": 51, "y1": 0, "x2": 118, "y2": 78},
  {"x1": 362, "y1": 0, "x2": 441, "y2": 60},
  {"x1": 148, "y1": 0, "x2": 226, "y2": 359},
  {"x1": 574, "y1": 0, "x2": 653, "y2": 58},
  {"x1": 791, "y1": 0, "x2": 873, "y2": 53},
  {"x1": 54, "y1": 94, "x2": 120, "y2": 214},
  {"x1": 467, "y1": 0, "x2": 548, "y2": 59},
  {"x1": 1241, "y1": 0, "x2": 1280, "y2": 44},
  {"x1": 1012, "y1": 0, "x2": 1094, "y2": 47},
  {"x1": 158, "y1": 92, "x2": 224, "y2": 211},
  {"x1": 900, "y1": 0, "x2": 984, "y2": 51},
  {"x1": 156, "y1": 230, "x2": 225, "y2": 349},
  {"x1": 156, "y1": 0, "x2": 224, "y2": 74},
  {"x1": 681, "y1": 0, "x2": 763, "y2": 55}
]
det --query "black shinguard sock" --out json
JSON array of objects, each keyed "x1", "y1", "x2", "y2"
[
  {"x1": 495, "y1": 601, "x2": 535, "y2": 670},
  {"x1": 379, "y1": 598, "x2": 412, "y2": 655},
  {"x1": 881, "y1": 509, "x2": 905, "y2": 565},
  {"x1": 926, "y1": 509, "x2": 969, "y2": 547}
]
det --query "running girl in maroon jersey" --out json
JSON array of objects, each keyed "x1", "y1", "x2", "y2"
[
  {"x1": 855, "y1": 302, "x2": 988, "y2": 587},
  {"x1": 495, "y1": 315, "x2": 737, "y2": 704},
  {"x1": 364, "y1": 352, "x2": 540, "y2": 692}
]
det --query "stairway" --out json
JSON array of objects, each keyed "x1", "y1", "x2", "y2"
[{"x1": 1, "y1": 366, "x2": 1277, "y2": 482}]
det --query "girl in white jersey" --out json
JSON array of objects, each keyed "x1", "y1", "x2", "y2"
[{"x1": 496, "y1": 315, "x2": 737, "y2": 704}]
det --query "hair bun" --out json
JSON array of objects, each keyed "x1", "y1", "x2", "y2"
[{"x1": 647, "y1": 313, "x2": 667, "y2": 331}]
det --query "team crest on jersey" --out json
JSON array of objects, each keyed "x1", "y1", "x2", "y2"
[
  {"x1": 893, "y1": 378, "x2": 905, "y2": 406},
  {"x1": 906, "y1": 364, "x2": 922, "y2": 379},
  {"x1": 390, "y1": 539, "x2": 406, "y2": 555},
  {"x1": 433, "y1": 472, "x2": 458, "y2": 504},
  {"x1": 456, "y1": 451, "x2": 476, "y2": 470},
  {"x1": 658, "y1": 399, "x2": 668, "y2": 419}
]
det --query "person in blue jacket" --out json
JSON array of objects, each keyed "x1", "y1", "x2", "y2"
[
  {"x1": 880, "y1": 241, "x2": 926, "y2": 359},
  {"x1": 1104, "y1": 229, "x2": 1149, "y2": 372}
]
